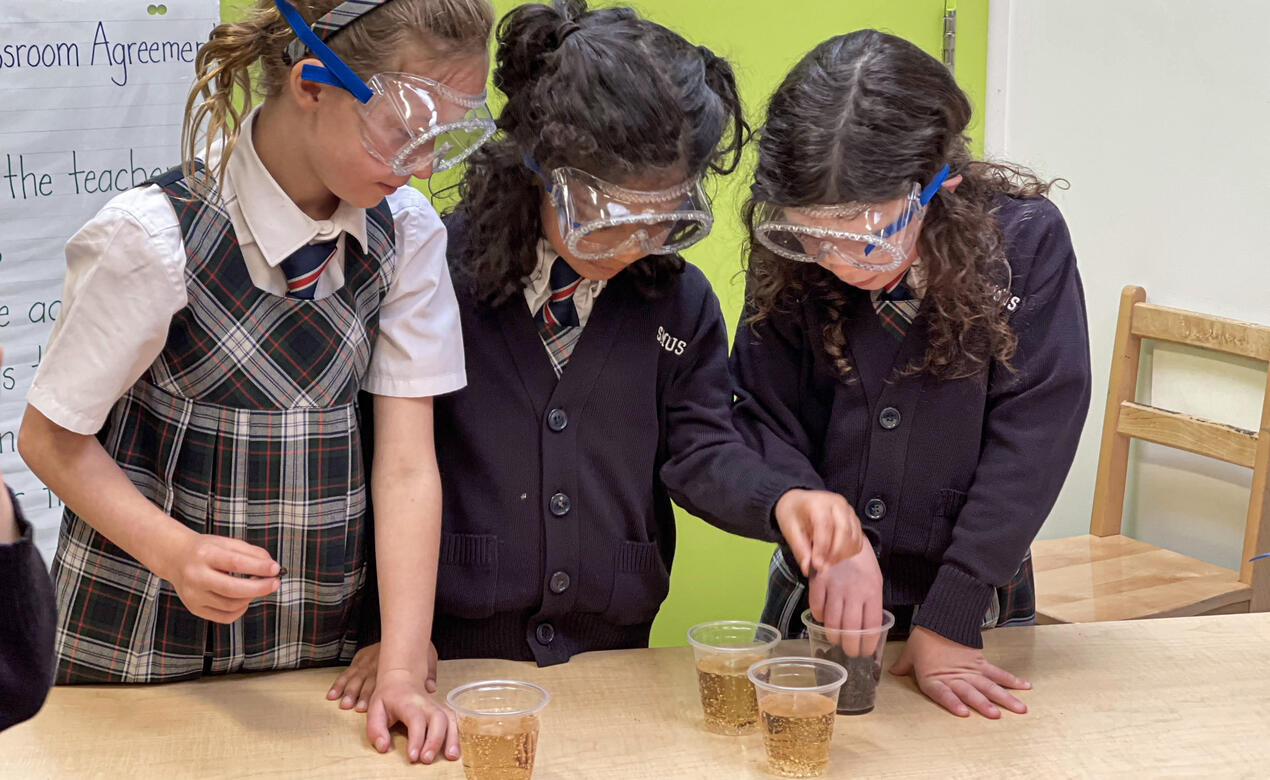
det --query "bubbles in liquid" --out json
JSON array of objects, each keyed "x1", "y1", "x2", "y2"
[
  {"x1": 457, "y1": 714, "x2": 539, "y2": 780},
  {"x1": 759, "y1": 693, "x2": 837, "y2": 778},
  {"x1": 695, "y1": 652, "x2": 767, "y2": 735}
]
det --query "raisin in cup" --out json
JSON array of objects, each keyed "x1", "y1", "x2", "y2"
[{"x1": 800, "y1": 609, "x2": 895, "y2": 715}]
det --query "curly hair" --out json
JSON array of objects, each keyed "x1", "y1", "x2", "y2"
[
  {"x1": 450, "y1": 0, "x2": 750, "y2": 306},
  {"x1": 744, "y1": 30, "x2": 1062, "y2": 380}
]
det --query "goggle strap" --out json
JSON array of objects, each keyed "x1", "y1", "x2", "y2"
[
  {"x1": 274, "y1": 0, "x2": 373, "y2": 104},
  {"x1": 522, "y1": 155, "x2": 554, "y2": 193},
  {"x1": 299, "y1": 64, "x2": 346, "y2": 91},
  {"x1": 919, "y1": 164, "x2": 951, "y2": 206},
  {"x1": 864, "y1": 163, "x2": 950, "y2": 256}
]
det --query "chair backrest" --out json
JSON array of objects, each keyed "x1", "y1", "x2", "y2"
[{"x1": 1089, "y1": 286, "x2": 1270, "y2": 589}]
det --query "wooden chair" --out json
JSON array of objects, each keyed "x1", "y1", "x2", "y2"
[{"x1": 1032, "y1": 285, "x2": 1270, "y2": 623}]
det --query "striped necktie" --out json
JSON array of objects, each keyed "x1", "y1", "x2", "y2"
[
  {"x1": 280, "y1": 238, "x2": 339, "y2": 300},
  {"x1": 536, "y1": 257, "x2": 584, "y2": 377},
  {"x1": 872, "y1": 272, "x2": 920, "y2": 342}
]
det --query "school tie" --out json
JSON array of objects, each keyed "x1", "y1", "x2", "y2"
[
  {"x1": 872, "y1": 273, "x2": 921, "y2": 342},
  {"x1": 536, "y1": 257, "x2": 584, "y2": 377},
  {"x1": 280, "y1": 238, "x2": 339, "y2": 300}
]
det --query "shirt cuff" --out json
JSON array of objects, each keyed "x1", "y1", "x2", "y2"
[
  {"x1": 911, "y1": 563, "x2": 994, "y2": 649},
  {"x1": 1, "y1": 487, "x2": 35, "y2": 558},
  {"x1": 361, "y1": 371, "x2": 467, "y2": 399},
  {"x1": 26, "y1": 385, "x2": 106, "y2": 436}
]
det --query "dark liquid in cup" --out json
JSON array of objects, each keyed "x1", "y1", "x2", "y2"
[{"x1": 812, "y1": 647, "x2": 880, "y2": 714}]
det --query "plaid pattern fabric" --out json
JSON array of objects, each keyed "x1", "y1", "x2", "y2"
[
  {"x1": 281, "y1": 239, "x2": 339, "y2": 299},
  {"x1": 284, "y1": 0, "x2": 391, "y2": 64},
  {"x1": 984, "y1": 552, "x2": 1036, "y2": 628},
  {"x1": 536, "y1": 257, "x2": 584, "y2": 377},
  {"x1": 51, "y1": 168, "x2": 395, "y2": 683},
  {"x1": 871, "y1": 272, "x2": 921, "y2": 342},
  {"x1": 760, "y1": 547, "x2": 1036, "y2": 640}
]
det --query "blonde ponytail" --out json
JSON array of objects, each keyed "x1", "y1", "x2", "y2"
[
  {"x1": 180, "y1": 6, "x2": 292, "y2": 199},
  {"x1": 179, "y1": 0, "x2": 493, "y2": 200}
]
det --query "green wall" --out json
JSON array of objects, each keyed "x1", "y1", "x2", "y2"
[{"x1": 219, "y1": 0, "x2": 987, "y2": 647}]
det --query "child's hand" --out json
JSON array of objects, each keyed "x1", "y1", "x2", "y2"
[
  {"x1": 161, "y1": 532, "x2": 280, "y2": 623},
  {"x1": 809, "y1": 544, "x2": 883, "y2": 654},
  {"x1": 366, "y1": 668, "x2": 459, "y2": 764},
  {"x1": 774, "y1": 489, "x2": 863, "y2": 575},
  {"x1": 889, "y1": 626, "x2": 1030, "y2": 718},
  {"x1": 328, "y1": 642, "x2": 439, "y2": 711}
]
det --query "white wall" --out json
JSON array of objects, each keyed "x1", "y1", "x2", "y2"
[{"x1": 987, "y1": 0, "x2": 1270, "y2": 569}]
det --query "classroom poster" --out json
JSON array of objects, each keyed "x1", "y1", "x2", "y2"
[{"x1": 0, "y1": 1, "x2": 220, "y2": 561}]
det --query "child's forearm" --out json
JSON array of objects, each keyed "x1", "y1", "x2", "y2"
[
  {"x1": 17, "y1": 404, "x2": 193, "y2": 580},
  {"x1": 370, "y1": 395, "x2": 441, "y2": 680}
]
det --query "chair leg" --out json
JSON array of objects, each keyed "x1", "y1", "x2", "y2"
[
  {"x1": 1198, "y1": 600, "x2": 1253, "y2": 617},
  {"x1": 1090, "y1": 286, "x2": 1146, "y2": 537}
]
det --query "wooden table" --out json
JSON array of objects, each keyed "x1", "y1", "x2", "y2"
[{"x1": 5, "y1": 614, "x2": 1270, "y2": 778}]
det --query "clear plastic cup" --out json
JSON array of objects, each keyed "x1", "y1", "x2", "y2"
[
  {"x1": 447, "y1": 680, "x2": 549, "y2": 780},
  {"x1": 801, "y1": 608, "x2": 896, "y2": 715},
  {"x1": 747, "y1": 657, "x2": 847, "y2": 778},
  {"x1": 686, "y1": 620, "x2": 781, "y2": 735}
]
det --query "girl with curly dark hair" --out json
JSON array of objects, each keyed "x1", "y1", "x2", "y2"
[
  {"x1": 731, "y1": 30, "x2": 1092, "y2": 719},
  {"x1": 325, "y1": 0, "x2": 864, "y2": 699}
]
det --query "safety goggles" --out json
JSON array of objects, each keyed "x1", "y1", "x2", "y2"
[
  {"x1": 754, "y1": 164, "x2": 949, "y2": 272},
  {"x1": 527, "y1": 157, "x2": 713, "y2": 261},
  {"x1": 275, "y1": 0, "x2": 495, "y2": 176}
]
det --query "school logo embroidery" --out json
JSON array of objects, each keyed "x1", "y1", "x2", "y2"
[
  {"x1": 991, "y1": 287, "x2": 1022, "y2": 312},
  {"x1": 657, "y1": 326, "x2": 687, "y2": 355},
  {"x1": 990, "y1": 261, "x2": 1021, "y2": 312}
]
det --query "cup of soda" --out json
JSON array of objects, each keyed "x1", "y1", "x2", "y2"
[
  {"x1": 748, "y1": 656, "x2": 847, "y2": 778},
  {"x1": 686, "y1": 620, "x2": 781, "y2": 735},
  {"x1": 447, "y1": 679, "x2": 549, "y2": 780}
]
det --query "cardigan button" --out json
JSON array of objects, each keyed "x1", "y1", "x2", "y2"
[
  {"x1": 549, "y1": 571, "x2": 571, "y2": 594},
  {"x1": 547, "y1": 408, "x2": 569, "y2": 432},
  {"x1": 536, "y1": 623, "x2": 556, "y2": 645},
  {"x1": 879, "y1": 407, "x2": 902, "y2": 430},
  {"x1": 549, "y1": 492, "x2": 572, "y2": 517},
  {"x1": 865, "y1": 498, "x2": 887, "y2": 520}
]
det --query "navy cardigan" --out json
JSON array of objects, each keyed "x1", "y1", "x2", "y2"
[
  {"x1": 429, "y1": 215, "x2": 804, "y2": 665},
  {"x1": 730, "y1": 196, "x2": 1092, "y2": 648},
  {"x1": 1, "y1": 488, "x2": 56, "y2": 731}
]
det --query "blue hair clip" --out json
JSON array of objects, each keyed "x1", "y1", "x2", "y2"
[
  {"x1": 1251, "y1": 552, "x2": 1270, "y2": 562},
  {"x1": 274, "y1": 0, "x2": 373, "y2": 104}
]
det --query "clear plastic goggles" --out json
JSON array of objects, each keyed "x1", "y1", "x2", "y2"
[
  {"x1": 754, "y1": 164, "x2": 949, "y2": 272},
  {"x1": 274, "y1": 0, "x2": 495, "y2": 177},
  {"x1": 534, "y1": 162, "x2": 714, "y2": 261},
  {"x1": 357, "y1": 73, "x2": 495, "y2": 176}
]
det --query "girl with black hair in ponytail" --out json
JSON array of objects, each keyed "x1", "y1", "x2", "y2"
[{"x1": 326, "y1": 0, "x2": 862, "y2": 697}]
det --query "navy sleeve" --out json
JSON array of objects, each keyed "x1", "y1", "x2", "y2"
[
  {"x1": 729, "y1": 296, "x2": 831, "y2": 495},
  {"x1": 1, "y1": 487, "x2": 57, "y2": 732},
  {"x1": 729, "y1": 295, "x2": 881, "y2": 554},
  {"x1": 658, "y1": 276, "x2": 809, "y2": 542},
  {"x1": 914, "y1": 199, "x2": 1093, "y2": 648}
]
